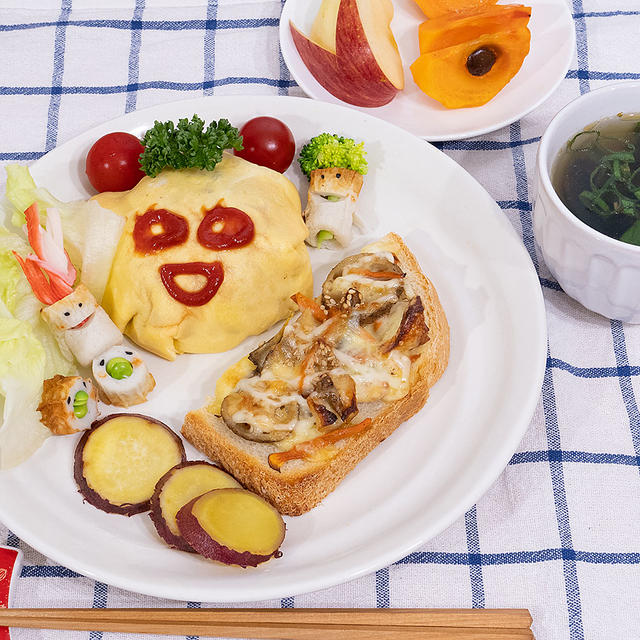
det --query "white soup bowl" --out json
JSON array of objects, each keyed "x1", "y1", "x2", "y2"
[{"x1": 534, "y1": 81, "x2": 640, "y2": 323}]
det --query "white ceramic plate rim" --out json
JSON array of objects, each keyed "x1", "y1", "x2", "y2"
[
  {"x1": 0, "y1": 95, "x2": 547, "y2": 601},
  {"x1": 279, "y1": 0, "x2": 575, "y2": 140}
]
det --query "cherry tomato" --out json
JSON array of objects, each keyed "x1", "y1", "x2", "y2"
[
  {"x1": 234, "y1": 117, "x2": 295, "y2": 173},
  {"x1": 85, "y1": 132, "x2": 146, "y2": 193}
]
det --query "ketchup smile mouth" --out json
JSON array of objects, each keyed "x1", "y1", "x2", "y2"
[
  {"x1": 70, "y1": 312, "x2": 94, "y2": 330},
  {"x1": 159, "y1": 261, "x2": 224, "y2": 307}
]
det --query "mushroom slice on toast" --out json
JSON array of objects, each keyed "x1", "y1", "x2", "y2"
[
  {"x1": 322, "y1": 253, "x2": 407, "y2": 324},
  {"x1": 306, "y1": 372, "x2": 358, "y2": 428},
  {"x1": 303, "y1": 168, "x2": 364, "y2": 249},
  {"x1": 220, "y1": 380, "x2": 302, "y2": 443}
]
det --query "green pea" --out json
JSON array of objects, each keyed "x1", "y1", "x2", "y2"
[
  {"x1": 106, "y1": 357, "x2": 133, "y2": 380},
  {"x1": 73, "y1": 390, "x2": 89, "y2": 419},
  {"x1": 325, "y1": 195, "x2": 341, "y2": 202}
]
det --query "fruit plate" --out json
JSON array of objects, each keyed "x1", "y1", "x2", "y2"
[
  {"x1": 0, "y1": 95, "x2": 546, "y2": 602},
  {"x1": 280, "y1": 0, "x2": 575, "y2": 140}
]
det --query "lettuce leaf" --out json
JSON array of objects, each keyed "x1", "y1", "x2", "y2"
[
  {"x1": 5, "y1": 165, "x2": 60, "y2": 228},
  {"x1": 0, "y1": 227, "x2": 76, "y2": 468},
  {"x1": 0, "y1": 228, "x2": 74, "y2": 378},
  {"x1": 0, "y1": 309, "x2": 51, "y2": 469}
]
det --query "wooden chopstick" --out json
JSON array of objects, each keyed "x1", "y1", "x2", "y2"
[
  {"x1": 0, "y1": 608, "x2": 533, "y2": 628},
  {"x1": 0, "y1": 608, "x2": 535, "y2": 639}
]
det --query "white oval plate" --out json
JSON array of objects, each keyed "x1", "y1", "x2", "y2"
[
  {"x1": 280, "y1": 0, "x2": 575, "y2": 140},
  {"x1": 0, "y1": 95, "x2": 546, "y2": 602}
]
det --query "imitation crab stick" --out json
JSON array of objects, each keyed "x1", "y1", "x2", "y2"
[{"x1": 12, "y1": 203, "x2": 75, "y2": 305}]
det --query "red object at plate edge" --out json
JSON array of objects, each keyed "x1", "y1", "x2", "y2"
[{"x1": 0, "y1": 546, "x2": 23, "y2": 640}]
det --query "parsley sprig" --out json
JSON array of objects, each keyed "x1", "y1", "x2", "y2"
[{"x1": 139, "y1": 115, "x2": 243, "y2": 177}]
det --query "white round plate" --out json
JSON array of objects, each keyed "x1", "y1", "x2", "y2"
[
  {"x1": 280, "y1": 0, "x2": 575, "y2": 140},
  {"x1": 0, "y1": 95, "x2": 546, "y2": 602}
]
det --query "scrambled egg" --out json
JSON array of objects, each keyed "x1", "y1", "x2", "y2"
[{"x1": 97, "y1": 155, "x2": 312, "y2": 360}]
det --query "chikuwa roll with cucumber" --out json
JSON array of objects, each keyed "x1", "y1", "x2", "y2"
[
  {"x1": 298, "y1": 133, "x2": 368, "y2": 249},
  {"x1": 37, "y1": 375, "x2": 99, "y2": 435},
  {"x1": 303, "y1": 168, "x2": 364, "y2": 249},
  {"x1": 92, "y1": 345, "x2": 156, "y2": 407}
]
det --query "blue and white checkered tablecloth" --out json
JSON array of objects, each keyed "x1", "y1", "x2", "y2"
[{"x1": 1, "y1": 1, "x2": 639, "y2": 639}]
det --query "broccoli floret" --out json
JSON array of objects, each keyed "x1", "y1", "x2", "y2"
[{"x1": 298, "y1": 133, "x2": 368, "y2": 179}]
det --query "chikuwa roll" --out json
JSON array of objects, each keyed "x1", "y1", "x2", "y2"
[
  {"x1": 303, "y1": 168, "x2": 364, "y2": 249},
  {"x1": 37, "y1": 375, "x2": 99, "y2": 435},
  {"x1": 92, "y1": 345, "x2": 156, "y2": 407},
  {"x1": 41, "y1": 284, "x2": 123, "y2": 367}
]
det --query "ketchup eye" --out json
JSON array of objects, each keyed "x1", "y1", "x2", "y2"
[
  {"x1": 197, "y1": 206, "x2": 255, "y2": 250},
  {"x1": 133, "y1": 208, "x2": 189, "y2": 254}
]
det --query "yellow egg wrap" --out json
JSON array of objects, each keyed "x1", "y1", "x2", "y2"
[{"x1": 97, "y1": 156, "x2": 312, "y2": 360}]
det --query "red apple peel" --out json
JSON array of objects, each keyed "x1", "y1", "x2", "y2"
[{"x1": 290, "y1": 0, "x2": 402, "y2": 108}]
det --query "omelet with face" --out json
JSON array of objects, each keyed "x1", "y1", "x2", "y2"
[{"x1": 97, "y1": 155, "x2": 312, "y2": 360}]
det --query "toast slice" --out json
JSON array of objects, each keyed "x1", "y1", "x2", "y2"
[{"x1": 182, "y1": 233, "x2": 449, "y2": 516}]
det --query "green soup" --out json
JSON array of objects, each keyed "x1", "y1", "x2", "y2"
[{"x1": 552, "y1": 113, "x2": 640, "y2": 246}]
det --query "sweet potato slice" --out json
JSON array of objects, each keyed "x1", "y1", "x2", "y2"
[
  {"x1": 74, "y1": 413, "x2": 186, "y2": 516},
  {"x1": 176, "y1": 488, "x2": 286, "y2": 567},
  {"x1": 150, "y1": 461, "x2": 241, "y2": 552}
]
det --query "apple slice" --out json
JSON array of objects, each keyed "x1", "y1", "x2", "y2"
[
  {"x1": 339, "y1": 0, "x2": 404, "y2": 92},
  {"x1": 290, "y1": 24, "x2": 361, "y2": 105},
  {"x1": 310, "y1": 0, "x2": 339, "y2": 51},
  {"x1": 290, "y1": 0, "x2": 403, "y2": 108}
]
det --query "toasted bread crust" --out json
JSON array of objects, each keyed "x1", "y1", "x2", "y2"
[{"x1": 181, "y1": 233, "x2": 449, "y2": 516}]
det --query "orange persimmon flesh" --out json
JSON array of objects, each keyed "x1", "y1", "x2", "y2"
[
  {"x1": 418, "y1": 5, "x2": 531, "y2": 54},
  {"x1": 412, "y1": 0, "x2": 498, "y2": 19},
  {"x1": 410, "y1": 28, "x2": 531, "y2": 109},
  {"x1": 268, "y1": 418, "x2": 373, "y2": 471}
]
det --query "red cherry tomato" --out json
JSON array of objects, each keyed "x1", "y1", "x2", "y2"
[
  {"x1": 234, "y1": 117, "x2": 295, "y2": 173},
  {"x1": 85, "y1": 132, "x2": 146, "y2": 193}
]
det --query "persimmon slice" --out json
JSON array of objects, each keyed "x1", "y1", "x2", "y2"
[
  {"x1": 176, "y1": 488, "x2": 286, "y2": 567},
  {"x1": 74, "y1": 414, "x2": 186, "y2": 516},
  {"x1": 412, "y1": 0, "x2": 498, "y2": 19},
  {"x1": 410, "y1": 28, "x2": 531, "y2": 109},
  {"x1": 150, "y1": 461, "x2": 241, "y2": 552},
  {"x1": 418, "y1": 5, "x2": 532, "y2": 54}
]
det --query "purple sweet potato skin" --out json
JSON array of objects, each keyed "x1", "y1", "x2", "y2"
[
  {"x1": 176, "y1": 492, "x2": 284, "y2": 568},
  {"x1": 74, "y1": 413, "x2": 186, "y2": 517},
  {"x1": 149, "y1": 463, "x2": 197, "y2": 552},
  {"x1": 150, "y1": 461, "x2": 238, "y2": 553}
]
